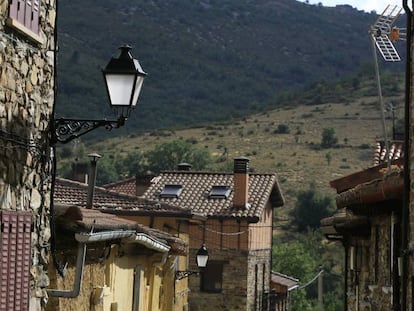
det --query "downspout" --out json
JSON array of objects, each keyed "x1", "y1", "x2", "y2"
[
  {"x1": 344, "y1": 241, "x2": 348, "y2": 311},
  {"x1": 47, "y1": 230, "x2": 135, "y2": 298},
  {"x1": 401, "y1": 1, "x2": 412, "y2": 310}
]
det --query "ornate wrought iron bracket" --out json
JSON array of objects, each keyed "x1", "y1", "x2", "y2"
[
  {"x1": 51, "y1": 117, "x2": 125, "y2": 145},
  {"x1": 175, "y1": 270, "x2": 199, "y2": 281}
]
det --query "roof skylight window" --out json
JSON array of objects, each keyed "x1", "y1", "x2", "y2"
[
  {"x1": 209, "y1": 186, "x2": 231, "y2": 199},
  {"x1": 160, "y1": 184, "x2": 183, "y2": 198}
]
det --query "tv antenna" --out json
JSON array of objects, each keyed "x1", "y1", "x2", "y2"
[{"x1": 369, "y1": 4, "x2": 404, "y2": 167}]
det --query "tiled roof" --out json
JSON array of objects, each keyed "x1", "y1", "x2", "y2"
[
  {"x1": 271, "y1": 272, "x2": 299, "y2": 291},
  {"x1": 334, "y1": 167, "x2": 403, "y2": 208},
  {"x1": 141, "y1": 171, "x2": 284, "y2": 220},
  {"x1": 373, "y1": 140, "x2": 404, "y2": 166},
  {"x1": 102, "y1": 176, "x2": 137, "y2": 196},
  {"x1": 54, "y1": 178, "x2": 191, "y2": 216},
  {"x1": 54, "y1": 204, "x2": 187, "y2": 255}
]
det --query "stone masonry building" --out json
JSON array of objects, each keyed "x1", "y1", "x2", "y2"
[{"x1": 0, "y1": 1, "x2": 56, "y2": 310}]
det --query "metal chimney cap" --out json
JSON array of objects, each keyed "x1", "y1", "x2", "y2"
[
  {"x1": 88, "y1": 153, "x2": 102, "y2": 161},
  {"x1": 234, "y1": 157, "x2": 250, "y2": 173},
  {"x1": 177, "y1": 163, "x2": 192, "y2": 171}
]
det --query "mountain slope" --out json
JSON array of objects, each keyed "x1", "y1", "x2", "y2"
[{"x1": 56, "y1": 0, "x2": 404, "y2": 135}]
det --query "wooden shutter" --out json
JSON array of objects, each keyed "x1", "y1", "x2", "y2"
[
  {"x1": 8, "y1": 0, "x2": 40, "y2": 34},
  {"x1": 0, "y1": 211, "x2": 32, "y2": 311},
  {"x1": 26, "y1": 0, "x2": 40, "y2": 34}
]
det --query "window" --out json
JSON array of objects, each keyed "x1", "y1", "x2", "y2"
[
  {"x1": 209, "y1": 186, "x2": 231, "y2": 199},
  {"x1": 201, "y1": 261, "x2": 224, "y2": 293},
  {"x1": 160, "y1": 184, "x2": 183, "y2": 198},
  {"x1": 7, "y1": 0, "x2": 42, "y2": 43}
]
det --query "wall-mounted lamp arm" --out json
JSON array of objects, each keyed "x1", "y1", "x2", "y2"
[
  {"x1": 51, "y1": 116, "x2": 126, "y2": 144},
  {"x1": 175, "y1": 270, "x2": 200, "y2": 280}
]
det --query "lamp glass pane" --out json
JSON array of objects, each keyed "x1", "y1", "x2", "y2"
[
  {"x1": 131, "y1": 77, "x2": 144, "y2": 107},
  {"x1": 105, "y1": 74, "x2": 135, "y2": 107},
  {"x1": 197, "y1": 254, "x2": 209, "y2": 268}
]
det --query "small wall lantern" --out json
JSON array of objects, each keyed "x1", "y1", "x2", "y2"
[{"x1": 176, "y1": 244, "x2": 209, "y2": 280}]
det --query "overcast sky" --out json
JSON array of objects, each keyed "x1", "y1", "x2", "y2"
[{"x1": 299, "y1": 0, "x2": 409, "y2": 13}]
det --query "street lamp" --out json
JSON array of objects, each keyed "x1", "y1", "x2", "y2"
[
  {"x1": 52, "y1": 45, "x2": 147, "y2": 144},
  {"x1": 176, "y1": 244, "x2": 209, "y2": 280}
]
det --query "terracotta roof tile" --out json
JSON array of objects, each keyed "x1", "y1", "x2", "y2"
[
  {"x1": 102, "y1": 176, "x2": 137, "y2": 196},
  {"x1": 54, "y1": 177, "x2": 191, "y2": 215},
  {"x1": 373, "y1": 140, "x2": 404, "y2": 166},
  {"x1": 334, "y1": 167, "x2": 404, "y2": 208},
  {"x1": 141, "y1": 171, "x2": 284, "y2": 220},
  {"x1": 271, "y1": 272, "x2": 299, "y2": 291}
]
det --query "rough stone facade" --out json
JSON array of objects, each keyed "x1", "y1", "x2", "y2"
[
  {"x1": 188, "y1": 248, "x2": 271, "y2": 311},
  {"x1": 0, "y1": 0, "x2": 56, "y2": 310},
  {"x1": 247, "y1": 249, "x2": 271, "y2": 311},
  {"x1": 345, "y1": 213, "x2": 397, "y2": 311}
]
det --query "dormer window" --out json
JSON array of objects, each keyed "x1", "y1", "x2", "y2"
[
  {"x1": 160, "y1": 184, "x2": 183, "y2": 198},
  {"x1": 209, "y1": 186, "x2": 231, "y2": 199}
]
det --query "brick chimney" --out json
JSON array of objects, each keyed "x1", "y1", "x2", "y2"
[
  {"x1": 233, "y1": 157, "x2": 249, "y2": 208},
  {"x1": 135, "y1": 173, "x2": 155, "y2": 196}
]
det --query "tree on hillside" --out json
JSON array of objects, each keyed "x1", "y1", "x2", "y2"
[
  {"x1": 292, "y1": 182, "x2": 335, "y2": 231},
  {"x1": 321, "y1": 127, "x2": 338, "y2": 148},
  {"x1": 146, "y1": 140, "x2": 211, "y2": 173}
]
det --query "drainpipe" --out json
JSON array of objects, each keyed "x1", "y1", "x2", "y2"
[
  {"x1": 401, "y1": 2, "x2": 412, "y2": 310},
  {"x1": 344, "y1": 241, "x2": 348, "y2": 311},
  {"x1": 47, "y1": 230, "x2": 135, "y2": 298},
  {"x1": 86, "y1": 153, "x2": 101, "y2": 208}
]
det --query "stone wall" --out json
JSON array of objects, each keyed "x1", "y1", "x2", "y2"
[
  {"x1": 345, "y1": 214, "x2": 395, "y2": 311},
  {"x1": 188, "y1": 248, "x2": 249, "y2": 311},
  {"x1": 247, "y1": 249, "x2": 271, "y2": 311},
  {"x1": 188, "y1": 248, "x2": 271, "y2": 311},
  {"x1": 0, "y1": 0, "x2": 56, "y2": 310}
]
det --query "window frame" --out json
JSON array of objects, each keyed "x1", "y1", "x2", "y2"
[
  {"x1": 7, "y1": 0, "x2": 43, "y2": 44},
  {"x1": 200, "y1": 260, "x2": 225, "y2": 293}
]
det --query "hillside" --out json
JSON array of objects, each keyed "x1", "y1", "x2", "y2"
[
  {"x1": 57, "y1": 73, "x2": 405, "y2": 214},
  {"x1": 55, "y1": 0, "x2": 405, "y2": 136}
]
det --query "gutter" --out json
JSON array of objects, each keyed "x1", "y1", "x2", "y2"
[
  {"x1": 124, "y1": 233, "x2": 171, "y2": 253},
  {"x1": 47, "y1": 230, "x2": 135, "y2": 298}
]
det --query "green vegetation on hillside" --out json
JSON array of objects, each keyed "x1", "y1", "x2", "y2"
[{"x1": 56, "y1": 0, "x2": 405, "y2": 137}]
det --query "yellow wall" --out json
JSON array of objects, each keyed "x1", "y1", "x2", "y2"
[
  {"x1": 47, "y1": 240, "x2": 184, "y2": 311},
  {"x1": 113, "y1": 215, "x2": 191, "y2": 311}
]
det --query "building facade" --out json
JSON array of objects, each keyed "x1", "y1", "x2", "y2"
[
  {"x1": 321, "y1": 142, "x2": 404, "y2": 310},
  {"x1": 0, "y1": 1, "x2": 56, "y2": 310},
  {"x1": 139, "y1": 157, "x2": 285, "y2": 311},
  {"x1": 53, "y1": 176, "x2": 192, "y2": 311}
]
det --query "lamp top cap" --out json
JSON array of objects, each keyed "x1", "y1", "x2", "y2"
[
  {"x1": 104, "y1": 44, "x2": 147, "y2": 76},
  {"x1": 197, "y1": 244, "x2": 208, "y2": 256}
]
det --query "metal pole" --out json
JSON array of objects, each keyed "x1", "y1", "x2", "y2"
[
  {"x1": 86, "y1": 153, "x2": 101, "y2": 208},
  {"x1": 371, "y1": 36, "x2": 391, "y2": 168},
  {"x1": 401, "y1": 1, "x2": 412, "y2": 309},
  {"x1": 318, "y1": 268, "x2": 323, "y2": 311}
]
